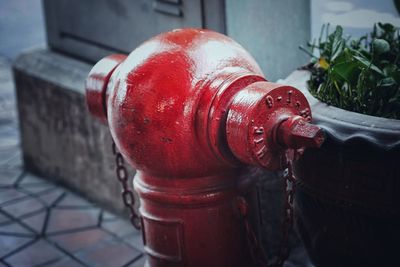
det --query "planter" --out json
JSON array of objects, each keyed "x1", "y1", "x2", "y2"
[{"x1": 281, "y1": 71, "x2": 400, "y2": 267}]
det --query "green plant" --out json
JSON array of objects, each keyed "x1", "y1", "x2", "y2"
[{"x1": 300, "y1": 23, "x2": 400, "y2": 119}]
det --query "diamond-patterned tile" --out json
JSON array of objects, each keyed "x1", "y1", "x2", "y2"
[
  {"x1": 127, "y1": 255, "x2": 147, "y2": 267},
  {"x1": 46, "y1": 257, "x2": 85, "y2": 267},
  {"x1": 0, "y1": 144, "x2": 21, "y2": 157},
  {"x1": 102, "y1": 218, "x2": 136, "y2": 238},
  {"x1": 0, "y1": 122, "x2": 18, "y2": 133},
  {"x1": 0, "y1": 112, "x2": 17, "y2": 126},
  {"x1": 56, "y1": 193, "x2": 94, "y2": 208},
  {"x1": 0, "y1": 122, "x2": 18, "y2": 135},
  {"x1": 0, "y1": 234, "x2": 34, "y2": 258},
  {"x1": 0, "y1": 212, "x2": 11, "y2": 225},
  {"x1": 49, "y1": 228, "x2": 113, "y2": 254},
  {"x1": 0, "y1": 168, "x2": 21, "y2": 187},
  {"x1": 123, "y1": 232, "x2": 145, "y2": 253},
  {"x1": 0, "y1": 188, "x2": 27, "y2": 206},
  {"x1": 1, "y1": 196, "x2": 45, "y2": 218},
  {"x1": 18, "y1": 173, "x2": 51, "y2": 186},
  {"x1": 2, "y1": 155, "x2": 23, "y2": 172},
  {"x1": 102, "y1": 211, "x2": 119, "y2": 222},
  {"x1": 0, "y1": 149, "x2": 20, "y2": 168},
  {"x1": 4, "y1": 240, "x2": 65, "y2": 267},
  {"x1": 0, "y1": 133, "x2": 18, "y2": 150},
  {"x1": 76, "y1": 239, "x2": 142, "y2": 267},
  {"x1": 0, "y1": 221, "x2": 34, "y2": 236},
  {"x1": 37, "y1": 189, "x2": 65, "y2": 206},
  {"x1": 0, "y1": 220, "x2": 35, "y2": 258},
  {"x1": 21, "y1": 210, "x2": 47, "y2": 233},
  {"x1": 46, "y1": 208, "x2": 100, "y2": 234},
  {"x1": 19, "y1": 182, "x2": 56, "y2": 195}
]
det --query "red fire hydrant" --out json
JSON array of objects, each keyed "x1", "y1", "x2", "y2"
[{"x1": 86, "y1": 29, "x2": 323, "y2": 267}]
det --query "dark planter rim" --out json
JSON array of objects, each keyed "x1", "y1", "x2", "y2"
[{"x1": 281, "y1": 70, "x2": 400, "y2": 151}]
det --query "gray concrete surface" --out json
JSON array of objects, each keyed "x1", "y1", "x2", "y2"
[
  {"x1": 13, "y1": 49, "x2": 136, "y2": 216},
  {"x1": 0, "y1": 56, "x2": 145, "y2": 267}
]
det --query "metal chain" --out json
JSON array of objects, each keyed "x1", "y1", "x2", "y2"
[
  {"x1": 275, "y1": 149, "x2": 296, "y2": 267},
  {"x1": 112, "y1": 141, "x2": 141, "y2": 230},
  {"x1": 241, "y1": 149, "x2": 297, "y2": 267}
]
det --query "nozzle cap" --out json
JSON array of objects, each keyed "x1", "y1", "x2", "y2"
[{"x1": 85, "y1": 54, "x2": 126, "y2": 123}]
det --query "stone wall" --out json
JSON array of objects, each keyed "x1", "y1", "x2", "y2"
[{"x1": 13, "y1": 48, "x2": 136, "y2": 215}]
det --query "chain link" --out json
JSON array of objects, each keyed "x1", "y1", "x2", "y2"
[
  {"x1": 241, "y1": 149, "x2": 297, "y2": 267},
  {"x1": 275, "y1": 149, "x2": 296, "y2": 267},
  {"x1": 112, "y1": 141, "x2": 141, "y2": 230}
]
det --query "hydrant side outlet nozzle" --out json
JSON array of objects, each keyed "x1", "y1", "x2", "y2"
[
  {"x1": 85, "y1": 28, "x2": 324, "y2": 267},
  {"x1": 85, "y1": 54, "x2": 127, "y2": 123},
  {"x1": 225, "y1": 81, "x2": 324, "y2": 170}
]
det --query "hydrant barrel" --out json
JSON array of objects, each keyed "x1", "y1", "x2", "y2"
[{"x1": 85, "y1": 28, "x2": 323, "y2": 267}]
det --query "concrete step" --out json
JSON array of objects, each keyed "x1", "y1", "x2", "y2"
[{"x1": 13, "y1": 49, "x2": 136, "y2": 215}]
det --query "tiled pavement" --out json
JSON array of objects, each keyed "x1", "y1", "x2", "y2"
[{"x1": 0, "y1": 57, "x2": 146, "y2": 267}]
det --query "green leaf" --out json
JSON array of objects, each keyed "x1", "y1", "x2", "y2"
[
  {"x1": 330, "y1": 61, "x2": 359, "y2": 83},
  {"x1": 383, "y1": 65, "x2": 400, "y2": 83},
  {"x1": 303, "y1": 23, "x2": 400, "y2": 119},
  {"x1": 352, "y1": 54, "x2": 384, "y2": 75},
  {"x1": 329, "y1": 26, "x2": 345, "y2": 61},
  {"x1": 390, "y1": 70, "x2": 400, "y2": 83},
  {"x1": 378, "y1": 23, "x2": 396, "y2": 33},
  {"x1": 373, "y1": 39, "x2": 390, "y2": 55},
  {"x1": 379, "y1": 77, "x2": 396, "y2": 88}
]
